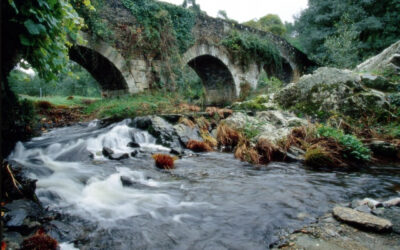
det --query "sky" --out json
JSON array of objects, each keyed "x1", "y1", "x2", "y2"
[{"x1": 159, "y1": 0, "x2": 308, "y2": 23}]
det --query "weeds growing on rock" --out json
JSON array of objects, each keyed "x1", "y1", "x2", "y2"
[
  {"x1": 187, "y1": 140, "x2": 213, "y2": 152},
  {"x1": 217, "y1": 123, "x2": 242, "y2": 150},
  {"x1": 152, "y1": 154, "x2": 178, "y2": 169},
  {"x1": 179, "y1": 117, "x2": 196, "y2": 128},
  {"x1": 234, "y1": 140, "x2": 260, "y2": 164},
  {"x1": 200, "y1": 131, "x2": 218, "y2": 148},
  {"x1": 256, "y1": 138, "x2": 284, "y2": 164}
]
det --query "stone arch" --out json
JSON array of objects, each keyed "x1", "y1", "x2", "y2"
[
  {"x1": 183, "y1": 44, "x2": 240, "y2": 105},
  {"x1": 69, "y1": 32, "x2": 137, "y2": 96}
]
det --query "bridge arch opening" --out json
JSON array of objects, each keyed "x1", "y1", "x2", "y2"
[
  {"x1": 187, "y1": 55, "x2": 236, "y2": 105},
  {"x1": 263, "y1": 59, "x2": 294, "y2": 84},
  {"x1": 69, "y1": 45, "x2": 129, "y2": 97}
]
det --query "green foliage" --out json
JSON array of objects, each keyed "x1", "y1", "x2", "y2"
[
  {"x1": 5, "y1": 0, "x2": 90, "y2": 80},
  {"x1": 83, "y1": 91, "x2": 181, "y2": 119},
  {"x1": 323, "y1": 14, "x2": 360, "y2": 68},
  {"x1": 221, "y1": 31, "x2": 282, "y2": 70},
  {"x1": 20, "y1": 95, "x2": 99, "y2": 108},
  {"x1": 294, "y1": 0, "x2": 400, "y2": 66},
  {"x1": 240, "y1": 119, "x2": 263, "y2": 140},
  {"x1": 244, "y1": 14, "x2": 286, "y2": 36},
  {"x1": 176, "y1": 66, "x2": 205, "y2": 103},
  {"x1": 257, "y1": 72, "x2": 283, "y2": 93},
  {"x1": 9, "y1": 62, "x2": 101, "y2": 97},
  {"x1": 121, "y1": 0, "x2": 196, "y2": 55},
  {"x1": 73, "y1": 0, "x2": 113, "y2": 41},
  {"x1": 317, "y1": 125, "x2": 371, "y2": 161}
]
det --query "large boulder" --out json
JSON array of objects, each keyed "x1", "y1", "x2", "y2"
[
  {"x1": 356, "y1": 40, "x2": 400, "y2": 73},
  {"x1": 224, "y1": 111, "x2": 306, "y2": 143},
  {"x1": 274, "y1": 67, "x2": 391, "y2": 117}
]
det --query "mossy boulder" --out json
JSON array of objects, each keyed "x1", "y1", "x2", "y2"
[{"x1": 274, "y1": 67, "x2": 392, "y2": 118}]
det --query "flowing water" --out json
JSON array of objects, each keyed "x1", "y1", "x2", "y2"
[{"x1": 8, "y1": 119, "x2": 400, "y2": 249}]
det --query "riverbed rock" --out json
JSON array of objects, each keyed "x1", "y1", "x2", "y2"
[
  {"x1": 356, "y1": 40, "x2": 400, "y2": 73},
  {"x1": 332, "y1": 206, "x2": 392, "y2": 232},
  {"x1": 109, "y1": 153, "x2": 129, "y2": 160},
  {"x1": 130, "y1": 150, "x2": 138, "y2": 157},
  {"x1": 102, "y1": 147, "x2": 114, "y2": 158},
  {"x1": 127, "y1": 141, "x2": 140, "y2": 148},
  {"x1": 173, "y1": 123, "x2": 202, "y2": 146},
  {"x1": 383, "y1": 197, "x2": 400, "y2": 207},
  {"x1": 4, "y1": 199, "x2": 44, "y2": 235},
  {"x1": 132, "y1": 116, "x2": 181, "y2": 148}
]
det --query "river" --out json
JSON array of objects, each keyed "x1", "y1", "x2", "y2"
[{"x1": 7, "y1": 119, "x2": 400, "y2": 249}]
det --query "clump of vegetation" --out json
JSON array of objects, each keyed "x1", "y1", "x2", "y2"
[
  {"x1": 186, "y1": 140, "x2": 213, "y2": 152},
  {"x1": 152, "y1": 154, "x2": 178, "y2": 169},
  {"x1": 234, "y1": 140, "x2": 259, "y2": 164},
  {"x1": 200, "y1": 131, "x2": 218, "y2": 148},
  {"x1": 304, "y1": 144, "x2": 334, "y2": 168},
  {"x1": 239, "y1": 82, "x2": 252, "y2": 101},
  {"x1": 256, "y1": 138, "x2": 285, "y2": 164},
  {"x1": 195, "y1": 116, "x2": 210, "y2": 131},
  {"x1": 21, "y1": 229, "x2": 58, "y2": 250},
  {"x1": 217, "y1": 123, "x2": 242, "y2": 150},
  {"x1": 221, "y1": 30, "x2": 282, "y2": 70},
  {"x1": 35, "y1": 101, "x2": 54, "y2": 110},
  {"x1": 179, "y1": 117, "x2": 196, "y2": 128},
  {"x1": 205, "y1": 107, "x2": 232, "y2": 119},
  {"x1": 317, "y1": 125, "x2": 371, "y2": 161}
]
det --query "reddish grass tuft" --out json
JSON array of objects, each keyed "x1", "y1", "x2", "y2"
[
  {"x1": 1, "y1": 241, "x2": 6, "y2": 250},
  {"x1": 234, "y1": 141, "x2": 260, "y2": 164},
  {"x1": 179, "y1": 117, "x2": 196, "y2": 128},
  {"x1": 216, "y1": 123, "x2": 241, "y2": 149},
  {"x1": 152, "y1": 154, "x2": 178, "y2": 169},
  {"x1": 256, "y1": 138, "x2": 285, "y2": 164},
  {"x1": 186, "y1": 140, "x2": 213, "y2": 152},
  {"x1": 35, "y1": 101, "x2": 54, "y2": 110},
  {"x1": 82, "y1": 99, "x2": 96, "y2": 105},
  {"x1": 20, "y1": 229, "x2": 58, "y2": 250},
  {"x1": 67, "y1": 96, "x2": 74, "y2": 100},
  {"x1": 205, "y1": 107, "x2": 232, "y2": 118}
]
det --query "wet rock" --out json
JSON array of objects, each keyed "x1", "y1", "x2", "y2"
[
  {"x1": 102, "y1": 147, "x2": 114, "y2": 158},
  {"x1": 285, "y1": 146, "x2": 305, "y2": 162},
  {"x1": 354, "y1": 205, "x2": 372, "y2": 213},
  {"x1": 333, "y1": 206, "x2": 392, "y2": 232},
  {"x1": 130, "y1": 150, "x2": 138, "y2": 157},
  {"x1": 132, "y1": 116, "x2": 181, "y2": 148},
  {"x1": 360, "y1": 198, "x2": 383, "y2": 209},
  {"x1": 55, "y1": 142, "x2": 94, "y2": 162},
  {"x1": 109, "y1": 153, "x2": 129, "y2": 161},
  {"x1": 383, "y1": 197, "x2": 400, "y2": 207},
  {"x1": 368, "y1": 140, "x2": 399, "y2": 158},
  {"x1": 127, "y1": 141, "x2": 140, "y2": 148},
  {"x1": 3, "y1": 231, "x2": 23, "y2": 249},
  {"x1": 170, "y1": 147, "x2": 184, "y2": 156},
  {"x1": 173, "y1": 123, "x2": 202, "y2": 146},
  {"x1": 4, "y1": 199, "x2": 43, "y2": 235}
]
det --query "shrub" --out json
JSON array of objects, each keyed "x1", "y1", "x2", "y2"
[
  {"x1": 21, "y1": 229, "x2": 58, "y2": 250},
  {"x1": 186, "y1": 140, "x2": 212, "y2": 152},
  {"x1": 239, "y1": 82, "x2": 252, "y2": 101},
  {"x1": 304, "y1": 144, "x2": 333, "y2": 168},
  {"x1": 317, "y1": 125, "x2": 371, "y2": 161},
  {"x1": 152, "y1": 154, "x2": 178, "y2": 169},
  {"x1": 234, "y1": 141, "x2": 259, "y2": 164},
  {"x1": 255, "y1": 138, "x2": 284, "y2": 164},
  {"x1": 35, "y1": 101, "x2": 54, "y2": 110},
  {"x1": 217, "y1": 123, "x2": 242, "y2": 149},
  {"x1": 67, "y1": 96, "x2": 74, "y2": 100}
]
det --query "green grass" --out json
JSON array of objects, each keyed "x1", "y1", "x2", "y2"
[
  {"x1": 20, "y1": 95, "x2": 99, "y2": 107},
  {"x1": 83, "y1": 92, "x2": 188, "y2": 119}
]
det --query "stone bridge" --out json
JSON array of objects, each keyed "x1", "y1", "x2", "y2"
[{"x1": 70, "y1": 2, "x2": 314, "y2": 104}]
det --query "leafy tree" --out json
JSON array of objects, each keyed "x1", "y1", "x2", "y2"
[
  {"x1": 294, "y1": 0, "x2": 400, "y2": 66},
  {"x1": 1, "y1": 0, "x2": 92, "y2": 157},
  {"x1": 217, "y1": 10, "x2": 228, "y2": 20},
  {"x1": 243, "y1": 14, "x2": 286, "y2": 36},
  {"x1": 323, "y1": 14, "x2": 360, "y2": 68}
]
